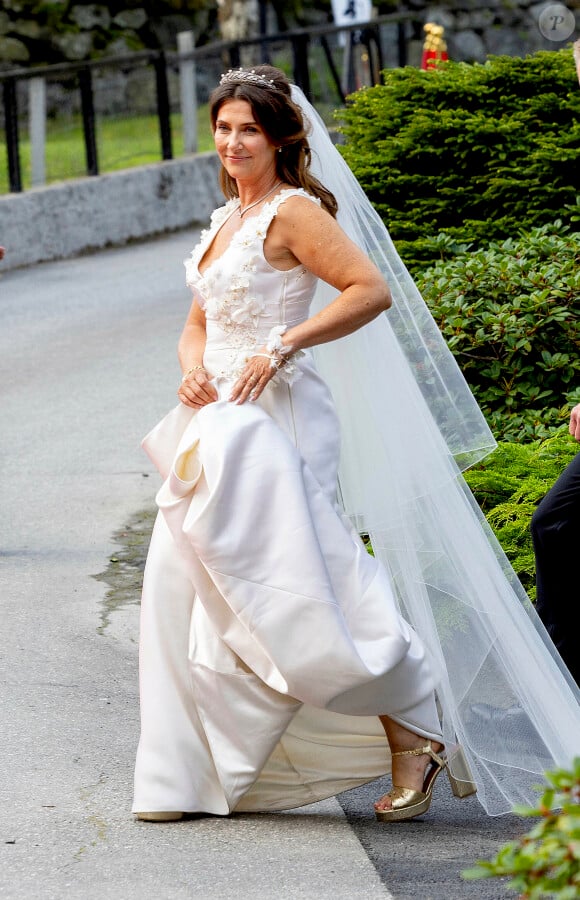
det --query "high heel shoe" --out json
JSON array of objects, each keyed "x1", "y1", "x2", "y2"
[{"x1": 375, "y1": 741, "x2": 477, "y2": 823}]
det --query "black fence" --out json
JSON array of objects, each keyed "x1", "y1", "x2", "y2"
[{"x1": 0, "y1": 13, "x2": 418, "y2": 194}]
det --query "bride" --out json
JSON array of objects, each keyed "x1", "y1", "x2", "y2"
[{"x1": 132, "y1": 65, "x2": 580, "y2": 823}]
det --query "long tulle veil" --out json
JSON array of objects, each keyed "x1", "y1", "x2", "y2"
[{"x1": 291, "y1": 85, "x2": 580, "y2": 814}]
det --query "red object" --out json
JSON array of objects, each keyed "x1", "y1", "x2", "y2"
[
  {"x1": 421, "y1": 48, "x2": 449, "y2": 70},
  {"x1": 421, "y1": 23, "x2": 448, "y2": 70}
]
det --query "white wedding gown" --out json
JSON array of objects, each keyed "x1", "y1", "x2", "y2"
[
  {"x1": 133, "y1": 188, "x2": 580, "y2": 818},
  {"x1": 132, "y1": 189, "x2": 444, "y2": 815}
]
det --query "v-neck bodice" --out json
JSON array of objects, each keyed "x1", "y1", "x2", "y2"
[{"x1": 184, "y1": 189, "x2": 319, "y2": 381}]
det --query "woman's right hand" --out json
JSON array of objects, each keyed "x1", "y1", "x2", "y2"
[{"x1": 177, "y1": 367, "x2": 218, "y2": 409}]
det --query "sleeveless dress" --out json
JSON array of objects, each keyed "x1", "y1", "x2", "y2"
[{"x1": 132, "y1": 189, "x2": 442, "y2": 815}]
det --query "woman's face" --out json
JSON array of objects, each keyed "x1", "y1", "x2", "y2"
[{"x1": 214, "y1": 99, "x2": 277, "y2": 184}]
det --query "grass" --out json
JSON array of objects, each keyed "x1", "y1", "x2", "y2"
[{"x1": 0, "y1": 106, "x2": 216, "y2": 193}]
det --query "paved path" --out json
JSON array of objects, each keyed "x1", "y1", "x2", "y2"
[{"x1": 0, "y1": 236, "x2": 523, "y2": 899}]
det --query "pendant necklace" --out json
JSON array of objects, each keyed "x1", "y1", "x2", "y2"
[{"x1": 238, "y1": 182, "x2": 282, "y2": 218}]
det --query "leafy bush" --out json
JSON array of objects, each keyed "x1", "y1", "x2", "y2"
[
  {"x1": 415, "y1": 223, "x2": 580, "y2": 442},
  {"x1": 463, "y1": 758, "x2": 580, "y2": 898},
  {"x1": 339, "y1": 50, "x2": 580, "y2": 273},
  {"x1": 463, "y1": 430, "x2": 578, "y2": 600}
]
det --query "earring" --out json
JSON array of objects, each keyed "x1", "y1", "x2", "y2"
[{"x1": 277, "y1": 147, "x2": 283, "y2": 153}]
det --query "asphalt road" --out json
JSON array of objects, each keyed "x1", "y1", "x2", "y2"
[{"x1": 0, "y1": 234, "x2": 524, "y2": 899}]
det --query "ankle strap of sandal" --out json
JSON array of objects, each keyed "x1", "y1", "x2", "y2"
[{"x1": 391, "y1": 742, "x2": 446, "y2": 767}]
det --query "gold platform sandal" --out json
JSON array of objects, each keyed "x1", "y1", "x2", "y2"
[{"x1": 375, "y1": 741, "x2": 477, "y2": 823}]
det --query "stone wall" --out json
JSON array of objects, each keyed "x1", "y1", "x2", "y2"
[
  {"x1": 1, "y1": 1, "x2": 577, "y2": 70},
  {"x1": 396, "y1": 0, "x2": 578, "y2": 62},
  {"x1": 0, "y1": 2, "x2": 215, "y2": 67},
  {"x1": 0, "y1": 153, "x2": 223, "y2": 271}
]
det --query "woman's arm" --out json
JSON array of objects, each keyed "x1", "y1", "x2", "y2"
[
  {"x1": 177, "y1": 299, "x2": 218, "y2": 409},
  {"x1": 270, "y1": 196, "x2": 392, "y2": 353},
  {"x1": 230, "y1": 196, "x2": 391, "y2": 404}
]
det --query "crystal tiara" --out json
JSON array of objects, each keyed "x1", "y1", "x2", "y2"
[{"x1": 219, "y1": 68, "x2": 278, "y2": 89}]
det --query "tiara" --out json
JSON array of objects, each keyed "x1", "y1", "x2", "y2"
[{"x1": 219, "y1": 68, "x2": 277, "y2": 89}]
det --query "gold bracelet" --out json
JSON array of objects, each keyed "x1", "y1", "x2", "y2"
[{"x1": 181, "y1": 364, "x2": 205, "y2": 382}]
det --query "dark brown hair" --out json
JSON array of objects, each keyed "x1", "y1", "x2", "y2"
[{"x1": 209, "y1": 65, "x2": 338, "y2": 218}]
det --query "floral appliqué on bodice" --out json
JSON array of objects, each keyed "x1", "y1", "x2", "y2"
[{"x1": 184, "y1": 189, "x2": 320, "y2": 383}]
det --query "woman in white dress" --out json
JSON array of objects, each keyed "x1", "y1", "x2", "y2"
[{"x1": 133, "y1": 65, "x2": 580, "y2": 823}]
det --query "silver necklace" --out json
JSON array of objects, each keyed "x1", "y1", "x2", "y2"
[{"x1": 238, "y1": 182, "x2": 282, "y2": 218}]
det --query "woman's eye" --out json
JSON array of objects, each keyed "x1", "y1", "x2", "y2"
[{"x1": 216, "y1": 124, "x2": 229, "y2": 132}]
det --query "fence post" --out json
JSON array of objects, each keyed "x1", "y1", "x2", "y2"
[
  {"x1": 291, "y1": 34, "x2": 311, "y2": 99},
  {"x1": 29, "y1": 77, "x2": 46, "y2": 186},
  {"x1": 154, "y1": 51, "x2": 173, "y2": 161},
  {"x1": 3, "y1": 78, "x2": 22, "y2": 193},
  {"x1": 177, "y1": 31, "x2": 197, "y2": 155},
  {"x1": 320, "y1": 34, "x2": 345, "y2": 104},
  {"x1": 359, "y1": 26, "x2": 383, "y2": 87},
  {"x1": 229, "y1": 45, "x2": 241, "y2": 68},
  {"x1": 342, "y1": 31, "x2": 356, "y2": 95},
  {"x1": 79, "y1": 67, "x2": 99, "y2": 176},
  {"x1": 258, "y1": 0, "x2": 271, "y2": 64},
  {"x1": 397, "y1": 21, "x2": 407, "y2": 67}
]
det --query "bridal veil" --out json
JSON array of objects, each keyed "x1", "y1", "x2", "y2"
[{"x1": 291, "y1": 85, "x2": 580, "y2": 815}]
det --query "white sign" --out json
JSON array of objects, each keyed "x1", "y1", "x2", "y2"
[{"x1": 331, "y1": 0, "x2": 372, "y2": 27}]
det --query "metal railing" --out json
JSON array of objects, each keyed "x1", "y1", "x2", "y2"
[{"x1": 0, "y1": 13, "x2": 417, "y2": 194}]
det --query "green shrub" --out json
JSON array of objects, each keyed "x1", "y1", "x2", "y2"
[
  {"x1": 339, "y1": 50, "x2": 580, "y2": 273},
  {"x1": 416, "y1": 222, "x2": 580, "y2": 442},
  {"x1": 463, "y1": 758, "x2": 580, "y2": 898},
  {"x1": 463, "y1": 430, "x2": 578, "y2": 600}
]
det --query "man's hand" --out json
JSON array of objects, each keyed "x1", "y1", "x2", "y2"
[{"x1": 569, "y1": 403, "x2": 580, "y2": 442}]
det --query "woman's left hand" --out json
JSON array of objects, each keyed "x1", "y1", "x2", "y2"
[{"x1": 229, "y1": 353, "x2": 276, "y2": 404}]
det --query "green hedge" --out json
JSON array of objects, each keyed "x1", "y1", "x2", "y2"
[
  {"x1": 416, "y1": 222, "x2": 580, "y2": 441},
  {"x1": 464, "y1": 429, "x2": 578, "y2": 599},
  {"x1": 464, "y1": 758, "x2": 580, "y2": 897},
  {"x1": 339, "y1": 50, "x2": 580, "y2": 273}
]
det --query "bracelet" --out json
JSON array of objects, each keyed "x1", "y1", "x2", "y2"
[
  {"x1": 265, "y1": 326, "x2": 295, "y2": 370},
  {"x1": 265, "y1": 325, "x2": 293, "y2": 358},
  {"x1": 269, "y1": 352, "x2": 285, "y2": 371},
  {"x1": 181, "y1": 364, "x2": 205, "y2": 382}
]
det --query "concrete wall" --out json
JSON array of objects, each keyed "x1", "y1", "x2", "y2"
[{"x1": 0, "y1": 152, "x2": 223, "y2": 272}]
